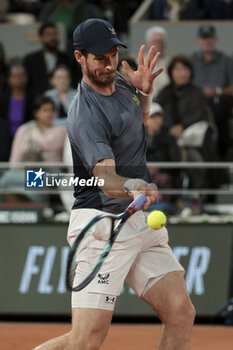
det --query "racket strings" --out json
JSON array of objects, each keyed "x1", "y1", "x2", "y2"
[
  {"x1": 67, "y1": 256, "x2": 77, "y2": 290},
  {"x1": 66, "y1": 217, "x2": 115, "y2": 291}
]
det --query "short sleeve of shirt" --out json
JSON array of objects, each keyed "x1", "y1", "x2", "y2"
[{"x1": 68, "y1": 99, "x2": 115, "y2": 170}]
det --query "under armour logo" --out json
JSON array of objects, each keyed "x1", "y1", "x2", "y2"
[{"x1": 105, "y1": 296, "x2": 115, "y2": 304}]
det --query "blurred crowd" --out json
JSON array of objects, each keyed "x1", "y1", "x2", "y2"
[
  {"x1": 139, "y1": 23, "x2": 233, "y2": 209},
  {"x1": 150, "y1": 0, "x2": 233, "y2": 21},
  {"x1": 0, "y1": 0, "x2": 233, "y2": 215}
]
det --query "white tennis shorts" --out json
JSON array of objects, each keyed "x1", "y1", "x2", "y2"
[{"x1": 67, "y1": 208, "x2": 184, "y2": 311}]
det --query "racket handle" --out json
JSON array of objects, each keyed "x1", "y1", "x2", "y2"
[{"x1": 129, "y1": 192, "x2": 147, "y2": 211}]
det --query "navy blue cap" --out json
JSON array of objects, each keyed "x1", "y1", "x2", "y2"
[
  {"x1": 73, "y1": 19, "x2": 127, "y2": 55},
  {"x1": 197, "y1": 25, "x2": 216, "y2": 38}
]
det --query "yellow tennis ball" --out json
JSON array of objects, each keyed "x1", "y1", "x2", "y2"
[{"x1": 147, "y1": 210, "x2": 167, "y2": 230}]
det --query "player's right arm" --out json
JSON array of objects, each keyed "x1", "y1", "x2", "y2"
[{"x1": 92, "y1": 158, "x2": 158, "y2": 210}]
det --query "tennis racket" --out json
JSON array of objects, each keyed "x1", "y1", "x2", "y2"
[{"x1": 66, "y1": 193, "x2": 147, "y2": 292}]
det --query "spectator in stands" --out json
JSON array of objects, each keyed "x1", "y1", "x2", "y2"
[
  {"x1": 156, "y1": 55, "x2": 213, "y2": 188},
  {"x1": 157, "y1": 55, "x2": 208, "y2": 137},
  {"x1": 44, "y1": 65, "x2": 76, "y2": 123},
  {"x1": 146, "y1": 102, "x2": 181, "y2": 163},
  {"x1": 0, "y1": 63, "x2": 34, "y2": 141},
  {"x1": 145, "y1": 26, "x2": 170, "y2": 98},
  {"x1": 23, "y1": 22, "x2": 81, "y2": 96},
  {"x1": 190, "y1": 25, "x2": 233, "y2": 158},
  {"x1": 10, "y1": 95, "x2": 66, "y2": 162},
  {"x1": 39, "y1": 0, "x2": 103, "y2": 51},
  {"x1": 0, "y1": 95, "x2": 66, "y2": 204},
  {"x1": 0, "y1": 41, "x2": 8, "y2": 95},
  {"x1": 145, "y1": 102, "x2": 182, "y2": 204}
]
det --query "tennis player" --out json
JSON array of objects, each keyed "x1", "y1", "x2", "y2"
[{"x1": 35, "y1": 19, "x2": 195, "y2": 350}]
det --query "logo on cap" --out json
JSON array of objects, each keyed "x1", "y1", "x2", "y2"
[{"x1": 108, "y1": 26, "x2": 116, "y2": 35}]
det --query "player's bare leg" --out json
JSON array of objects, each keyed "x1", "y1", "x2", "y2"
[
  {"x1": 142, "y1": 271, "x2": 195, "y2": 350},
  {"x1": 33, "y1": 308, "x2": 113, "y2": 350},
  {"x1": 33, "y1": 332, "x2": 70, "y2": 350}
]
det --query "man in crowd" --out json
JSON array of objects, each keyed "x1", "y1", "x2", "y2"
[
  {"x1": 23, "y1": 22, "x2": 81, "y2": 96},
  {"x1": 145, "y1": 26, "x2": 170, "y2": 98},
  {"x1": 190, "y1": 24, "x2": 233, "y2": 158}
]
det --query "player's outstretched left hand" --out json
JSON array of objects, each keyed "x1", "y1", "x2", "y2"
[{"x1": 121, "y1": 45, "x2": 164, "y2": 95}]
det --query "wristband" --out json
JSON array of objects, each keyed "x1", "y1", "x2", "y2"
[
  {"x1": 139, "y1": 90, "x2": 151, "y2": 96},
  {"x1": 138, "y1": 90, "x2": 153, "y2": 114},
  {"x1": 123, "y1": 178, "x2": 147, "y2": 195}
]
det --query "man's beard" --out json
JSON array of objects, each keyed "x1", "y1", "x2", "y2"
[
  {"x1": 44, "y1": 41, "x2": 58, "y2": 52},
  {"x1": 85, "y1": 64, "x2": 116, "y2": 88}
]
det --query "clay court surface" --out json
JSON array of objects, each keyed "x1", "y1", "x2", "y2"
[{"x1": 1, "y1": 322, "x2": 233, "y2": 349}]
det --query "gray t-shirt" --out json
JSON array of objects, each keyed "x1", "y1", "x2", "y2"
[
  {"x1": 190, "y1": 50, "x2": 233, "y2": 88},
  {"x1": 67, "y1": 72, "x2": 151, "y2": 213}
]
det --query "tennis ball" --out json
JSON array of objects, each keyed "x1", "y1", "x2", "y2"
[{"x1": 147, "y1": 210, "x2": 167, "y2": 230}]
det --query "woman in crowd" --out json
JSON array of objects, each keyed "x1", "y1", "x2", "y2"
[
  {"x1": 0, "y1": 96, "x2": 66, "y2": 203},
  {"x1": 0, "y1": 63, "x2": 34, "y2": 139},
  {"x1": 44, "y1": 65, "x2": 76, "y2": 124},
  {"x1": 156, "y1": 55, "x2": 208, "y2": 141},
  {"x1": 156, "y1": 55, "x2": 215, "y2": 188},
  {"x1": 10, "y1": 95, "x2": 66, "y2": 162}
]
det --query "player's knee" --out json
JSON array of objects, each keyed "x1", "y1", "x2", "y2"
[
  {"x1": 181, "y1": 300, "x2": 195, "y2": 327},
  {"x1": 166, "y1": 296, "x2": 195, "y2": 329}
]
